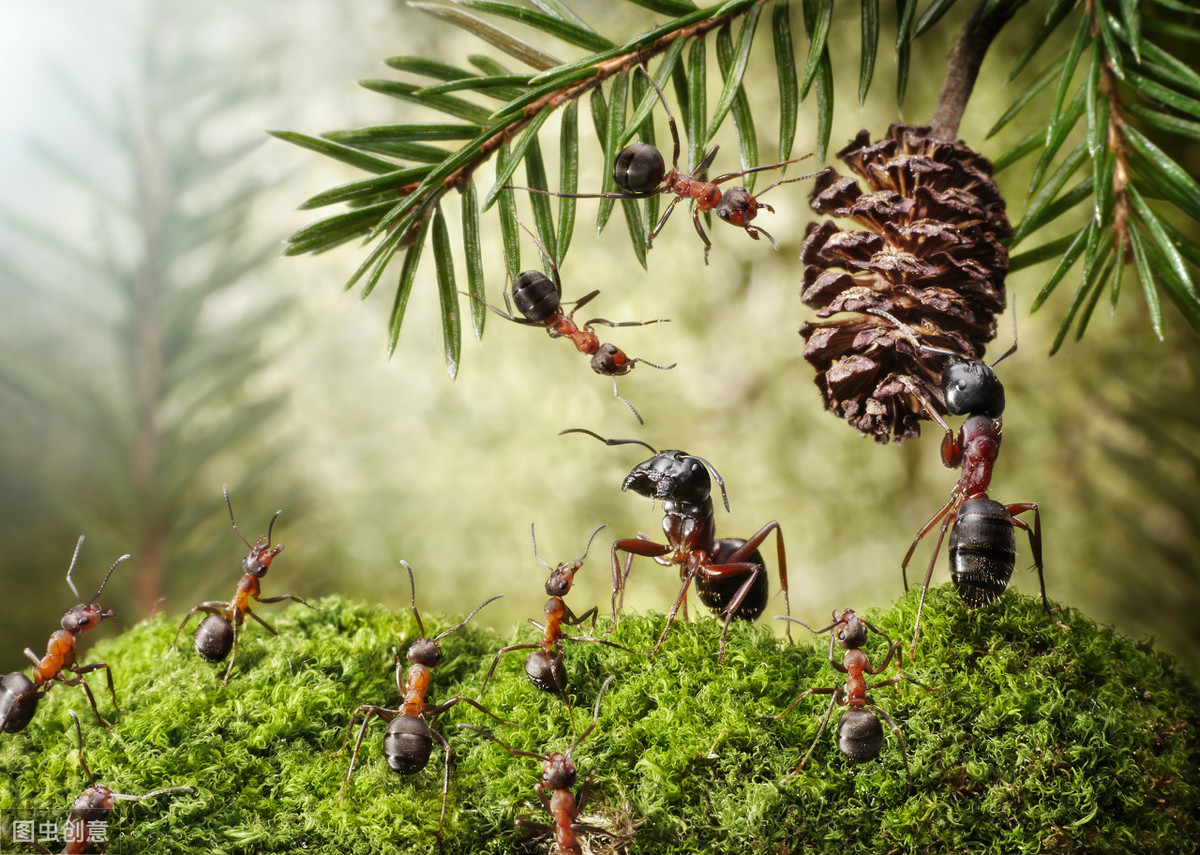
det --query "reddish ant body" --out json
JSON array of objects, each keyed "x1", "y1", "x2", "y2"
[
  {"x1": 564, "y1": 430, "x2": 791, "y2": 661},
  {"x1": 25, "y1": 710, "x2": 191, "y2": 854},
  {"x1": 508, "y1": 69, "x2": 818, "y2": 263},
  {"x1": 168, "y1": 485, "x2": 318, "y2": 687},
  {"x1": 481, "y1": 525, "x2": 641, "y2": 700},
  {"x1": 333, "y1": 561, "x2": 511, "y2": 832},
  {"x1": 0, "y1": 538, "x2": 128, "y2": 735},
  {"x1": 774, "y1": 610, "x2": 933, "y2": 784},
  {"x1": 461, "y1": 676, "x2": 615, "y2": 855},
  {"x1": 870, "y1": 309, "x2": 1067, "y2": 651},
  {"x1": 471, "y1": 224, "x2": 673, "y2": 423}
]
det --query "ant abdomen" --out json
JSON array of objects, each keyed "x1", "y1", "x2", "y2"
[
  {"x1": 837, "y1": 708, "x2": 884, "y2": 762},
  {"x1": 0, "y1": 672, "x2": 38, "y2": 733},
  {"x1": 194, "y1": 615, "x2": 235, "y2": 663},
  {"x1": 384, "y1": 716, "x2": 434, "y2": 774},
  {"x1": 524, "y1": 649, "x2": 567, "y2": 693},
  {"x1": 511, "y1": 270, "x2": 560, "y2": 324},
  {"x1": 698, "y1": 538, "x2": 769, "y2": 621},
  {"x1": 613, "y1": 142, "x2": 666, "y2": 194},
  {"x1": 949, "y1": 497, "x2": 1016, "y2": 608}
]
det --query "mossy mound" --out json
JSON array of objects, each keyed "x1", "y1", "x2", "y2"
[{"x1": 1, "y1": 588, "x2": 1197, "y2": 854}]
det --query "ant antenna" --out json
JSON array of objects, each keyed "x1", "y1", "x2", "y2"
[
  {"x1": 567, "y1": 675, "x2": 614, "y2": 754},
  {"x1": 558, "y1": 428, "x2": 657, "y2": 455},
  {"x1": 434, "y1": 592, "x2": 503, "y2": 641},
  {"x1": 530, "y1": 523, "x2": 607, "y2": 571},
  {"x1": 224, "y1": 484, "x2": 252, "y2": 550},
  {"x1": 989, "y1": 301, "x2": 1019, "y2": 369},
  {"x1": 690, "y1": 453, "x2": 731, "y2": 514},
  {"x1": 88, "y1": 554, "x2": 131, "y2": 605},
  {"x1": 401, "y1": 560, "x2": 426, "y2": 639},
  {"x1": 68, "y1": 710, "x2": 96, "y2": 787},
  {"x1": 64, "y1": 536, "x2": 86, "y2": 603}
]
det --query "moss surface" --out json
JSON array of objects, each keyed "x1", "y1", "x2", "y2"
[{"x1": 1, "y1": 589, "x2": 1197, "y2": 854}]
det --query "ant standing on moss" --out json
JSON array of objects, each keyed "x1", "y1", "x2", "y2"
[
  {"x1": 508, "y1": 68, "x2": 820, "y2": 263},
  {"x1": 460, "y1": 676, "x2": 616, "y2": 855},
  {"x1": 0, "y1": 537, "x2": 128, "y2": 735},
  {"x1": 167, "y1": 485, "x2": 320, "y2": 687},
  {"x1": 773, "y1": 609, "x2": 934, "y2": 785},
  {"x1": 332, "y1": 561, "x2": 513, "y2": 833},
  {"x1": 24, "y1": 710, "x2": 192, "y2": 854},
  {"x1": 563, "y1": 429, "x2": 791, "y2": 661}
]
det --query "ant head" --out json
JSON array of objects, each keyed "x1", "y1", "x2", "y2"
[
  {"x1": 714, "y1": 187, "x2": 760, "y2": 227},
  {"x1": 623, "y1": 450, "x2": 730, "y2": 512},
  {"x1": 834, "y1": 610, "x2": 867, "y2": 649},
  {"x1": 538, "y1": 524, "x2": 605, "y2": 597},
  {"x1": 941, "y1": 355, "x2": 1006, "y2": 419},
  {"x1": 590, "y1": 342, "x2": 633, "y2": 377},
  {"x1": 61, "y1": 603, "x2": 116, "y2": 635},
  {"x1": 224, "y1": 486, "x2": 285, "y2": 577},
  {"x1": 406, "y1": 636, "x2": 442, "y2": 669},
  {"x1": 511, "y1": 269, "x2": 561, "y2": 323},
  {"x1": 613, "y1": 142, "x2": 666, "y2": 195},
  {"x1": 541, "y1": 751, "x2": 578, "y2": 791}
]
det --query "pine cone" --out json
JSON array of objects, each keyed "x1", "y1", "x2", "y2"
[{"x1": 799, "y1": 124, "x2": 1011, "y2": 443}]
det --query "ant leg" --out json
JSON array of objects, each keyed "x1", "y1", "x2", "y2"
[
  {"x1": 562, "y1": 289, "x2": 601, "y2": 320},
  {"x1": 901, "y1": 498, "x2": 957, "y2": 591},
  {"x1": 696, "y1": 560, "x2": 762, "y2": 662},
  {"x1": 60, "y1": 673, "x2": 110, "y2": 730},
  {"x1": 70, "y1": 661, "x2": 122, "y2": 714},
  {"x1": 610, "y1": 539, "x2": 670, "y2": 633},
  {"x1": 430, "y1": 724, "x2": 452, "y2": 837},
  {"x1": 335, "y1": 705, "x2": 395, "y2": 798},
  {"x1": 772, "y1": 684, "x2": 836, "y2": 721},
  {"x1": 783, "y1": 691, "x2": 841, "y2": 782},
  {"x1": 562, "y1": 604, "x2": 599, "y2": 632},
  {"x1": 648, "y1": 195, "x2": 685, "y2": 248},
  {"x1": 868, "y1": 702, "x2": 913, "y2": 788},
  {"x1": 221, "y1": 617, "x2": 243, "y2": 688},
  {"x1": 1008, "y1": 503, "x2": 1069, "y2": 631},
  {"x1": 648, "y1": 572, "x2": 697, "y2": 657},
  {"x1": 257, "y1": 593, "x2": 321, "y2": 611},
  {"x1": 479, "y1": 642, "x2": 541, "y2": 696},
  {"x1": 909, "y1": 513, "x2": 955, "y2": 656},
  {"x1": 243, "y1": 607, "x2": 279, "y2": 636},
  {"x1": 721, "y1": 520, "x2": 790, "y2": 642},
  {"x1": 166, "y1": 603, "x2": 227, "y2": 657},
  {"x1": 23, "y1": 648, "x2": 41, "y2": 669},
  {"x1": 690, "y1": 205, "x2": 713, "y2": 265},
  {"x1": 710, "y1": 154, "x2": 817, "y2": 186},
  {"x1": 426, "y1": 696, "x2": 520, "y2": 728}
]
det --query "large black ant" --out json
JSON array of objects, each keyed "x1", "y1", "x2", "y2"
[
  {"x1": 332, "y1": 561, "x2": 512, "y2": 832},
  {"x1": 507, "y1": 68, "x2": 820, "y2": 264},
  {"x1": 22, "y1": 710, "x2": 191, "y2": 854},
  {"x1": 0, "y1": 538, "x2": 128, "y2": 735},
  {"x1": 460, "y1": 675, "x2": 616, "y2": 855},
  {"x1": 480, "y1": 525, "x2": 642, "y2": 702},
  {"x1": 563, "y1": 429, "x2": 791, "y2": 661},
  {"x1": 167, "y1": 485, "x2": 319, "y2": 687},
  {"x1": 773, "y1": 610, "x2": 934, "y2": 784},
  {"x1": 868, "y1": 309, "x2": 1067, "y2": 651},
  {"x1": 469, "y1": 223, "x2": 674, "y2": 424}
]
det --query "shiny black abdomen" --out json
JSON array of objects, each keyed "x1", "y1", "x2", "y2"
[
  {"x1": 949, "y1": 496, "x2": 1015, "y2": 608},
  {"x1": 695, "y1": 538, "x2": 768, "y2": 621}
]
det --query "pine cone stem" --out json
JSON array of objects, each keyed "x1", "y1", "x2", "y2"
[{"x1": 929, "y1": 0, "x2": 1021, "y2": 139}]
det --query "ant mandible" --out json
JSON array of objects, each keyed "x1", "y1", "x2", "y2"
[
  {"x1": 563, "y1": 429, "x2": 791, "y2": 661},
  {"x1": 167, "y1": 485, "x2": 319, "y2": 687},
  {"x1": 460, "y1": 675, "x2": 616, "y2": 855},
  {"x1": 508, "y1": 67, "x2": 820, "y2": 264},
  {"x1": 480, "y1": 525, "x2": 642, "y2": 703},
  {"x1": 0, "y1": 537, "x2": 128, "y2": 735},
  {"x1": 869, "y1": 309, "x2": 1067, "y2": 651},
  {"x1": 26, "y1": 709, "x2": 192, "y2": 854},
  {"x1": 773, "y1": 610, "x2": 935, "y2": 785},
  {"x1": 332, "y1": 561, "x2": 513, "y2": 832},
  {"x1": 469, "y1": 222, "x2": 674, "y2": 424}
]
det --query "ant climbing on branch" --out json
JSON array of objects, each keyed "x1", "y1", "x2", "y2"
[
  {"x1": 332, "y1": 561, "x2": 512, "y2": 833},
  {"x1": 168, "y1": 485, "x2": 319, "y2": 687},
  {"x1": 0, "y1": 537, "x2": 128, "y2": 735},
  {"x1": 868, "y1": 309, "x2": 1068, "y2": 652},
  {"x1": 467, "y1": 222, "x2": 674, "y2": 424},
  {"x1": 480, "y1": 525, "x2": 642, "y2": 703},
  {"x1": 562, "y1": 429, "x2": 791, "y2": 661},
  {"x1": 506, "y1": 67, "x2": 822, "y2": 264},
  {"x1": 773, "y1": 610, "x2": 935, "y2": 785},
  {"x1": 460, "y1": 675, "x2": 616, "y2": 855},
  {"x1": 26, "y1": 710, "x2": 192, "y2": 854}
]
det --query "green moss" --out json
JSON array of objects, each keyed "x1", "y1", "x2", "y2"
[{"x1": 2, "y1": 590, "x2": 1197, "y2": 854}]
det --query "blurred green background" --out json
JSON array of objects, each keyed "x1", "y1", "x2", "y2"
[{"x1": 0, "y1": 0, "x2": 1197, "y2": 681}]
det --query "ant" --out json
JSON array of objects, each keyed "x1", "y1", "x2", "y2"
[
  {"x1": 469, "y1": 223, "x2": 674, "y2": 424},
  {"x1": 0, "y1": 537, "x2": 128, "y2": 735},
  {"x1": 562, "y1": 429, "x2": 790, "y2": 661},
  {"x1": 460, "y1": 675, "x2": 615, "y2": 855},
  {"x1": 332, "y1": 561, "x2": 513, "y2": 832},
  {"x1": 773, "y1": 610, "x2": 934, "y2": 785},
  {"x1": 167, "y1": 485, "x2": 319, "y2": 687},
  {"x1": 480, "y1": 525, "x2": 642, "y2": 703},
  {"x1": 23, "y1": 710, "x2": 192, "y2": 854},
  {"x1": 868, "y1": 308, "x2": 1067, "y2": 651},
  {"x1": 507, "y1": 67, "x2": 820, "y2": 264}
]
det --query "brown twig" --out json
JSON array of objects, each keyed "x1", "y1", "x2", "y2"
[{"x1": 928, "y1": 0, "x2": 1021, "y2": 140}]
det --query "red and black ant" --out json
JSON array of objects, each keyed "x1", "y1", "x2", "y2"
[
  {"x1": 508, "y1": 68, "x2": 820, "y2": 263},
  {"x1": 333, "y1": 561, "x2": 512, "y2": 832},
  {"x1": 480, "y1": 525, "x2": 642, "y2": 703},
  {"x1": 168, "y1": 485, "x2": 319, "y2": 687},
  {"x1": 469, "y1": 223, "x2": 674, "y2": 424},
  {"x1": 460, "y1": 675, "x2": 616, "y2": 855},
  {"x1": 773, "y1": 610, "x2": 934, "y2": 785},
  {"x1": 869, "y1": 309, "x2": 1067, "y2": 651},
  {"x1": 23, "y1": 709, "x2": 191, "y2": 854},
  {"x1": 0, "y1": 538, "x2": 128, "y2": 735},
  {"x1": 563, "y1": 429, "x2": 791, "y2": 661}
]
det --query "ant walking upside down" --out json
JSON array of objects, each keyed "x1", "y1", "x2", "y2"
[{"x1": 0, "y1": 537, "x2": 128, "y2": 734}]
